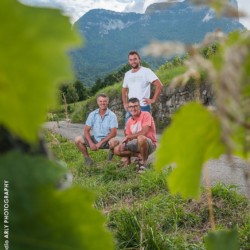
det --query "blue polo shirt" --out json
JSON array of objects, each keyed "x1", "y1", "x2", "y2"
[{"x1": 85, "y1": 108, "x2": 118, "y2": 142}]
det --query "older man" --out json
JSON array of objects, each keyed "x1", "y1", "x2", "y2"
[
  {"x1": 75, "y1": 93, "x2": 118, "y2": 166},
  {"x1": 113, "y1": 97, "x2": 157, "y2": 172}
]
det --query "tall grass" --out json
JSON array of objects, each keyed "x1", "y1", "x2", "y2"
[
  {"x1": 44, "y1": 130, "x2": 250, "y2": 250},
  {"x1": 157, "y1": 65, "x2": 187, "y2": 86}
]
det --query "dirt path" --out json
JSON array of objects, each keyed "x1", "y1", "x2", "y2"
[{"x1": 43, "y1": 121, "x2": 250, "y2": 198}]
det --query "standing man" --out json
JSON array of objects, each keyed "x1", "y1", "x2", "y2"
[
  {"x1": 75, "y1": 93, "x2": 118, "y2": 166},
  {"x1": 113, "y1": 98, "x2": 157, "y2": 173},
  {"x1": 122, "y1": 50, "x2": 163, "y2": 124}
]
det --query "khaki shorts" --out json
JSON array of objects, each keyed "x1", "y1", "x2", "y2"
[
  {"x1": 125, "y1": 138, "x2": 156, "y2": 155},
  {"x1": 83, "y1": 136, "x2": 110, "y2": 149},
  {"x1": 81, "y1": 135, "x2": 119, "y2": 149}
]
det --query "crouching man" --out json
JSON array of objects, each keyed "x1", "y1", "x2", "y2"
[
  {"x1": 113, "y1": 97, "x2": 157, "y2": 172},
  {"x1": 75, "y1": 93, "x2": 118, "y2": 166}
]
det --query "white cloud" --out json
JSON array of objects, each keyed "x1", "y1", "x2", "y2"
[
  {"x1": 20, "y1": 0, "x2": 128, "y2": 22},
  {"x1": 123, "y1": 0, "x2": 144, "y2": 13},
  {"x1": 19, "y1": 0, "x2": 250, "y2": 29},
  {"x1": 142, "y1": 0, "x2": 165, "y2": 13},
  {"x1": 237, "y1": 0, "x2": 250, "y2": 29}
]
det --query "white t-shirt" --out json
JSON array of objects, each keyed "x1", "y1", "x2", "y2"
[{"x1": 122, "y1": 66, "x2": 158, "y2": 107}]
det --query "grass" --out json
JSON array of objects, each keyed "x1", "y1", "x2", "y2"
[
  {"x1": 44, "y1": 130, "x2": 250, "y2": 250},
  {"x1": 156, "y1": 65, "x2": 187, "y2": 86}
]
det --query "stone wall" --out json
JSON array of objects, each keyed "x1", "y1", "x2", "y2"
[
  {"x1": 152, "y1": 81, "x2": 214, "y2": 131},
  {"x1": 107, "y1": 81, "x2": 214, "y2": 131}
]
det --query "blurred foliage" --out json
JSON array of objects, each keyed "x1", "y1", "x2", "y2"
[
  {"x1": 156, "y1": 103, "x2": 225, "y2": 198},
  {"x1": 0, "y1": 0, "x2": 114, "y2": 249},
  {"x1": 156, "y1": 29, "x2": 250, "y2": 196},
  {"x1": 155, "y1": 27, "x2": 250, "y2": 250},
  {"x1": 0, "y1": 0, "x2": 80, "y2": 142},
  {"x1": 205, "y1": 230, "x2": 239, "y2": 250},
  {"x1": 0, "y1": 152, "x2": 114, "y2": 250}
]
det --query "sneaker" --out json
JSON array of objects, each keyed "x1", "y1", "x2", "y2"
[
  {"x1": 137, "y1": 163, "x2": 148, "y2": 174},
  {"x1": 138, "y1": 165, "x2": 146, "y2": 174},
  {"x1": 84, "y1": 157, "x2": 94, "y2": 166}
]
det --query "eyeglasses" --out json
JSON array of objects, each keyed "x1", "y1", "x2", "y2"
[{"x1": 128, "y1": 105, "x2": 139, "y2": 109}]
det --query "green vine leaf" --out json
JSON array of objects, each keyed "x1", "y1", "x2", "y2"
[
  {"x1": 155, "y1": 102, "x2": 225, "y2": 198},
  {"x1": 0, "y1": 151, "x2": 114, "y2": 250},
  {"x1": 205, "y1": 229, "x2": 239, "y2": 250},
  {"x1": 0, "y1": 0, "x2": 81, "y2": 142}
]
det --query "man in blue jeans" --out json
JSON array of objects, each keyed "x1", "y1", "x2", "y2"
[
  {"x1": 122, "y1": 50, "x2": 163, "y2": 125},
  {"x1": 75, "y1": 93, "x2": 118, "y2": 166}
]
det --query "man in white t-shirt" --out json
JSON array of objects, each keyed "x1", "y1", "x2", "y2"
[{"x1": 122, "y1": 50, "x2": 163, "y2": 125}]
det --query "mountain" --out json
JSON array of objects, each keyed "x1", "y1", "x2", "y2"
[{"x1": 70, "y1": 0, "x2": 245, "y2": 85}]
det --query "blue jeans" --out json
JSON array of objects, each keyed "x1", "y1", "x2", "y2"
[{"x1": 125, "y1": 105, "x2": 151, "y2": 128}]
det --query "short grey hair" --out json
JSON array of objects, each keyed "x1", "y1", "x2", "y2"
[{"x1": 97, "y1": 93, "x2": 109, "y2": 100}]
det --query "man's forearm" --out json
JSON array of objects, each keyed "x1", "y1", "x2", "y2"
[
  {"x1": 84, "y1": 127, "x2": 94, "y2": 145},
  {"x1": 122, "y1": 88, "x2": 128, "y2": 109},
  {"x1": 98, "y1": 130, "x2": 116, "y2": 145},
  {"x1": 127, "y1": 128, "x2": 148, "y2": 140},
  {"x1": 85, "y1": 134, "x2": 93, "y2": 145},
  {"x1": 152, "y1": 80, "x2": 163, "y2": 102}
]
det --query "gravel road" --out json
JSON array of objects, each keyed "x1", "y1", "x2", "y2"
[{"x1": 43, "y1": 121, "x2": 250, "y2": 198}]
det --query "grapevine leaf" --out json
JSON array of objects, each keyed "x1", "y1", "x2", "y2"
[
  {"x1": 155, "y1": 102, "x2": 225, "y2": 198},
  {"x1": 0, "y1": 151, "x2": 114, "y2": 250},
  {"x1": 205, "y1": 230, "x2": 239, "y2": 250},
  {"x1": 0, "y1": 0, "x2": 81, "y2": 142}
]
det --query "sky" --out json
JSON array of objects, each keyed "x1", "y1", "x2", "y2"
[{"x1": 20, "y1": 0, "x2": 250, "y2": 29}]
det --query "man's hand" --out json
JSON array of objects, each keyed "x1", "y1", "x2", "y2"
[
  {"x1": 121, "y1": 136, "x2": 129, "y2": 144},
  {"x1": 89, "y1": 142, "x2": 98, "y2": 151},
  {"x1": 123, "y1": 104, "x2": 128, "y2": 111},
  {"x1": 121, "y1": 135, "x2": 134, "y2": 144},
  {"x1": 118, "y1": 141, "x2": 127, "y2": 153},
  {"x1": 95, "y1": 141, "x2": 103, "y2": 150},
  {"x1": 143, "y1": 98, "x2": 155, "y2": 105}
]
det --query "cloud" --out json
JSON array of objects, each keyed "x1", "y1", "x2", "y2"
[
  {"x1": 19, "y1": 0, "x2": 250, "y2": 28},
  {"x1": 20, "y1": 0, "x2": 175, "y2": 22},
  {"x1": 237, "y1": 0, "x2": 250, "y2": 29},
  {"x1": 123, "y1": 0, "x2": 144, "y2": 13},
  {"x1": 20, "y1": 0, "x2": 128, "y2": 22}
]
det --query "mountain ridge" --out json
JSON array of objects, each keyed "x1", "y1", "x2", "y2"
[{"x1": 70, "y1": 0, "x2": 245, "y2": 85}]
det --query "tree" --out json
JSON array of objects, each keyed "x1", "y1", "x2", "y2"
[
  {"x1": 59, "y1": 82, "x2": 70, "y2": 103},
  {"x1": 90, "y1": 78, "x2": 102, "y2": 95},
  {"x1": 73, "y1": 80, "x2": 89, "y2": 101},
  {"x1": 90, "y1": 63, "x2": 132, "y2": 95},
  {"x1": 66, "y1": 84, "x2": 79, "y2": 104}
]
